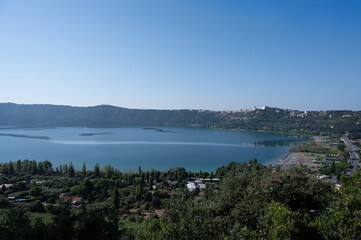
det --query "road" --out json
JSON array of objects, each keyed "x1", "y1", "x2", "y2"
[{"x1": 341, "y1": 135, "x2": 360, "y2": 176}]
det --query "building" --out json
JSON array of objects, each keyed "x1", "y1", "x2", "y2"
[
  {"x1": 7, "y1": 192, "x2": 28, "y2": 200},
  {"x1": 186, "y1": 182, "x2": 196, "y2": 191}
]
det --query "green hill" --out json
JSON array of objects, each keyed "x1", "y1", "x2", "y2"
[{"x1": 0, "y1": 103, "x2": 360, "y2": 137}]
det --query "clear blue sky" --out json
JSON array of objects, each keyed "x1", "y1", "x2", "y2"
[{"x1": 0, "y1": 0, "x2": 360, "y2": 111}]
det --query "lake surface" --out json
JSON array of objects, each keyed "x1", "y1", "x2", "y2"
[{"x1": 0, "y1": 126, "x2": 302, "y2": 172}]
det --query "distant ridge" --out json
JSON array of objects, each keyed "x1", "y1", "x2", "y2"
[
  {"x1": 0, "y1": 102, "x2": 222, "y2": 128},
  {"x1": 0, "y1": 103, "x2": 360, "y2": 137}
]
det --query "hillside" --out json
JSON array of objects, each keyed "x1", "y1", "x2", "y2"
[
  {"x1": 0, "y1": 103, "x2": 222, "y2": 128},
  {"x1": 0, "y1": 103, "x2": 361, "y2": 137}
]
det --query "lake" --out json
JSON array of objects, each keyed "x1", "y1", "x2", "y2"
[{"x1": 0, "y1": 126, "x2": 302, "y2": 172}]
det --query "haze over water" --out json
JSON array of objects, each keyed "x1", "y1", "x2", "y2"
[{"x1": 0, "y1": 127, "x2": 301, "y2": 172}]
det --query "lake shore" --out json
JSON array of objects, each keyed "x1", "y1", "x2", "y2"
[{"x1": 273, "y1": 152, "x2": 300, "y2": 169}]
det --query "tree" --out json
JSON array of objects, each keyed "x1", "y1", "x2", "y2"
[
  {"x1": 0, "y1": 196, "x2": 9, "y2": 208},
  {"x1": 316, "y1": 172, "x2": 361, "y2": 239},
  {"x1": 264, "y1": 202, "x2": 298, "y2": 240},
  {"x1": 16, "y1": 160, "x2": 22, "y2": 173},
  {"x1": 31, "y1": 160, "x2": 38, "y2": 175},
  {"x1": 0, "y1": 207, "x2": 32, "y2": 239},
  {"x1": 112, "y1": 187, "x2": 119, "y2": 209},
  {"x1": 28, "y1": 200, "x2": 45, "y2": 213},
  {"x1": 94, "y1": 163, "x2": 100, "y2": 177},
  {"x1": 73, "y1": 208, "x2": 119, "y2": 240},
  {"x1": 82, "y1": 162, "x2": 86, "y2": 178},
  {"x1": 68, "y1": 162, "x2": 75, "y2": 177},
  {"x1": 43, "y1": 160, "x2": 52, "y2": 174},
  {"x1": 29, "y1": 186, "x2": 42, "y2": 197},
  {"x1": 1, "y1": 165, "x2": 8, "y2": 174},
  {"x1": 63, "y1": 164, "x2": 68, "y2": 175},
  {"x1": 8, "y1": 161, "x2": 14, "y2": 175},
  {"x1": 135, "y1": 184, "x2": 142, "y2": 202},
  {"x1": 145, "y1": 171, "x2": 150, "y2": 182}
]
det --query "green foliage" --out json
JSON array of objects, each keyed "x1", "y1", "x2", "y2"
[
  {"x1": 1, "y1": 103, "x2": 361, "y2": 136},
  {"x1": 28, "y1": 200, "x2": 45, "y2": 213},
  {"x1": 290, "y1": 144, "x2": 336, "y2": 154},
  {"x1": 68, "y1": 162, "x2": 75, "y2": 177},
  {"x1": 94, "y1": 163, "x2": 100, "y2": 177},
  {"x1": 264, "y1": 202, "x2": 298, "y2": 239},
  {"x1": 112, "y1": 187, "x2": 119, "y2": 209},
  {"x1": 29, "y1": 186, "x2": 43, "y2": 197},
  {"x1": 0, "y1": 159, "x2": 53, "y2": 176},
  {"x1": 0, "y1": 157, "x2": 361, "y2": 239},
  {"x1": 268, "y1": 166, "x2": 331, "y2": 211},
  {"x1": 315, "y1": 172, "x2": 361, "y2": 239},
  {"x1": 82, "y1": 162, "x2": 86, "y2": 178},
  {"x1": 0, "y1": 197, "x2": 9, "y2": 208},
  {"x1": 0, "y1": 207, "x2": 33, "y2": 240}
]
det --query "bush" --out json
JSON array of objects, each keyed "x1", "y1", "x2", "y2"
[
  {"x1": 29, "y1": 186, "x2": 42, "y2": 197},
  {"x1": 28, "y1": 200, "x2": 45, "y2": 213},
  {"x1": 0, "y1": 196, "x2": 10, "y2": 208}
]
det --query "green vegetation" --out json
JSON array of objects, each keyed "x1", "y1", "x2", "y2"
[
  {"x1": 0, "y1": 159, "x2": 360, "y2": 239},
  {"x1": 289, "y1": 138, "x2": 352, "y2": 178},
  {"x1": 1, "y1": 103, "x2": 361, "y2": 136}
]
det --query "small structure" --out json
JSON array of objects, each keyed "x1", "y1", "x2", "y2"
[
  {"x1": 186, "y1": 182, "x2": 196, "y2": 191},
  {"x1": 7, "y1": 192, "x2": 28, "y2": 200},
  {"x1": 0, "y1": 184, "x2": 14, "y2": 189},
  {"x1": 317, "y1": 175, "x2": 328, "y2": 180},
  {"x1": 186, "y1": 179, "x2": 208, "y2": 192},
  {"x1": 166, "y1": 180, "x2": 177, "y2": 188},
  {"x1": 204, "y1": 178, "x2": 219, "y2": 182},
  {"x1": 11, "y1": 202, "x2": 29, "y2": 207},
  {"x1": 198, "y1": 183, "x2": 206, "y2": 190},
  {"x1": 59, "y1": 192, "x2": 70, "y2": 200},
  {"x1": 63, "y1": 196, "x2": 84, "y2": 208}
]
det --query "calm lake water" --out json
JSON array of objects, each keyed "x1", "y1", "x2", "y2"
[{"x1": 0, "y1": 126, "x2": 302, "y2": 172}]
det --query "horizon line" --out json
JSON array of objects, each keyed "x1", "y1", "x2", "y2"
[{"x1": 0, "y1": 102, "x2": 360, "y2": 112}]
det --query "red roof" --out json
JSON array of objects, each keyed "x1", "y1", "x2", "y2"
[{"x1": 64, "y1": 196, "x2": 82, "y2": 202}]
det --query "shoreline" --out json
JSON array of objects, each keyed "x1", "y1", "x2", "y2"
[{"x1": 273, "y1": 152, "x2": 300, "y2": 169}]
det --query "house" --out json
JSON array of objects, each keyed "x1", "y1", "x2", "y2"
[
  {"x1": 0, "y1": 184, "x2": 14, "y2": 189},
  {"x1": 63, "y1": 196, "x2": 83, "y2": 203},
  {"x1": 63, "y1": 196, "x2": 84, "y2": 208},
  {"x1": 7, "y1": 192, "x2": 28, "y2": 200},
  {"x1": 204, "y1": 178, "x2": 219, "y2": 182},
  {"x1": 11, "y1": 202, "x2": 30, "y2": 207},
  {"x1": 186, "y1": 182, "x2": 196, "y2": 191},
  {"x1": 198, "y1": 183, "x2": 206, "y2": 190},
  {"x1": 59, "y1": 192, "x2": 70, "y2": 200},
  {"x1": 166, "y1": 180, "x2": 177, "y2": 187}
]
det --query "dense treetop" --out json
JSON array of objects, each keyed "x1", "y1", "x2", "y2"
[{"x1": 0, "y1": 159, "x2": 360, "y2": 239}]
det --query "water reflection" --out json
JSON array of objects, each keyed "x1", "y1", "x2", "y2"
[{"x1": 253, "y1": 139, "x2": 304, "y2": 147}]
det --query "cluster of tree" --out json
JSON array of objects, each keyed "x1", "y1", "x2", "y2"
[
  {"x1": 0, "y1": 206, "x2": 121, "y2": 240},
  {"x1": 0, "y1": 103, "x2": 222, "y2": 128},
  {"x1": 217, "y1": 107, "x2": 361, "y2": 136},
  {"x1": 0, "y1": 159, "x2": 360, "y2": 239},
  {"x1": 290, "y1": 144, "x2": 338, "y2": 155},
  {"x1": 0, "y1": 160, "x2": 212, "y2": 215},
  {"x1": 137, "y1": 160, "x2": 361, "y2": 239},
  {"x1": 0, "y1": 160, "x2": 53, "y2": 175},
  {"x1": 1, "y1": 103, "x2": 361, "y2": 137}
]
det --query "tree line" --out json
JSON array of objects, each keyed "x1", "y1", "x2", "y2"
[{"x1": 0, "y1": 159, "x2": 360, "y2": 239}]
